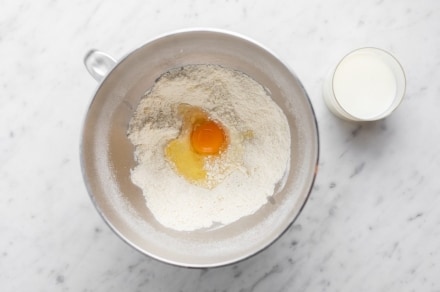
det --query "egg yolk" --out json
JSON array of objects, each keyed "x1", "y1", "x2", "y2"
[
  {"x1": 191, "y1": 120, "x2": 226, "y2": 155},
  {"x1": 164, "y1": 104, "x2": 228, "y2": 188}
]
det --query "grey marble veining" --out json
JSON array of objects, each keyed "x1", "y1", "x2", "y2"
[{"x1": 1, "y1": 0, "x2": 440, "y2": 291}]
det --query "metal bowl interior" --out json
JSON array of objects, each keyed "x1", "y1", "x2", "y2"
[{"x1": 81, "y1": 29, "x2": 319, "y2": 267}]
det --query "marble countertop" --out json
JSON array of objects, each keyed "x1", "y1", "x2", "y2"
[{"x1": 1, "y1": 0, "x2": 440, "y2": 291}]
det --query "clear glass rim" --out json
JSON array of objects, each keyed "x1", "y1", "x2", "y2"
[{"x1": 331, "y1": 47, "x2": 406, "y2": 121}]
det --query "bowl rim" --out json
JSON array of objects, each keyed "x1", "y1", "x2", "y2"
[{"x1": 80, "y1": 27, "x2": 320, "y2": 268}]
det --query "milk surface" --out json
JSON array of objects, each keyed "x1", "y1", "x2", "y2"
[{"x1": 333, "y1": 51, "x2": 397, "y2": 120}]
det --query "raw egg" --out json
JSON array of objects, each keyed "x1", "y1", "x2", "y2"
[
  {"x1": 165, "y1": 104, "x2": 228, "y2": 188},
  {"x1": 191, "y1": 120, "x2": 226, "y2": 155}
]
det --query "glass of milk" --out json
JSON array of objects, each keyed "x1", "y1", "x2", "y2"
[{"x1": 323, "y1": 48, "x2": 406, "y2": 121}]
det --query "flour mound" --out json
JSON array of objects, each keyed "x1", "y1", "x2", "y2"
[{"x1": 128, "y1": 64, "x2": 290, "y2": 231}]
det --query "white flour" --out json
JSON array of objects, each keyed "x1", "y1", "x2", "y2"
[{"x1": 128, "y1": 64, "x2": 290, "y2": 231}]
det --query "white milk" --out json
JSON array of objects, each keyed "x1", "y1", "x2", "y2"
[{"x1": 324, "y1": 48, "x2": 405, "y2": 121}]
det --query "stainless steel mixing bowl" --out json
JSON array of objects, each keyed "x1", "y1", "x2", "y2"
[{"x1": 81, "y1": 29, "x2": 319, "y2": 267}]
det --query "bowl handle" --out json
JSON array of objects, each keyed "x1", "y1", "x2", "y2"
[{"x1": 84, "y1": 49, "x2": 116, "y2": 82}]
